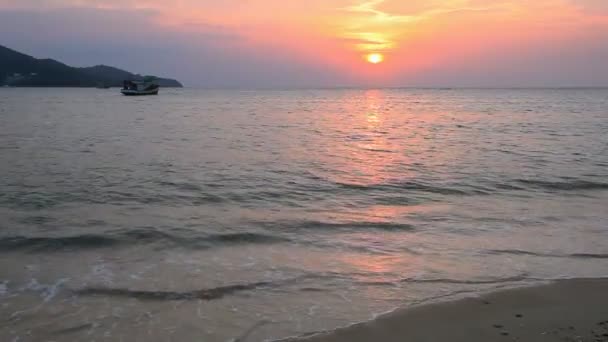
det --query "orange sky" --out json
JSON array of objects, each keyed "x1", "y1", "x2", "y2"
[{"x1": 1, "y1": 0, "x2": 607, "y2": 86}]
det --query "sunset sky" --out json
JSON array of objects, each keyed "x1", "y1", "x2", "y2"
[{"x1": 1, "y1": 0, "x2": 607, "y2": 87}]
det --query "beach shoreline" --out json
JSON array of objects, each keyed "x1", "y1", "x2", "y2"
[
  {"x1": 2, "y1": 88, "x2": 607, "y2": 342},
  {"x1": 283, "y1": 278, "x2": 608, "y2": 342}
]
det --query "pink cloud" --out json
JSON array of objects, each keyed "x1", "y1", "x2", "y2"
[{"x1": 1, "y1": 0, "x2": 606, "y2": 87}]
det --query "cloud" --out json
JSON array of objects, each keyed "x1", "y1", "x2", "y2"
[
  {"x1": 0, "y1": 7, "x2": 354, "y2": 87},
  {"x1": 0, "y1": 0, "x2": 607, "y2": 87},
  {"x1": 569, "y1": 0, "x2": 608, "y2": 15}
]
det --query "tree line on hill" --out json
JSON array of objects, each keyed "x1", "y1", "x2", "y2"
[{"x1": 0, "y1": 45, "x2": 182, "y2": 87}]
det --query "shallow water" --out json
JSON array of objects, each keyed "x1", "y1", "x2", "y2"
[{"x1": 1, "y1": 88, "x2": 607, "y2": 341}]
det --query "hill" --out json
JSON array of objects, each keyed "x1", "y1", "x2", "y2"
[
  {"x1": 0, "y1": 45, "x2": 183, "y2": 87},
  {"x1": 79, "y1": 65, "x2": 182, "y2": 87}
]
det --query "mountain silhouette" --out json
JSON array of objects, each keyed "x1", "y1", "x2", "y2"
[{"x1": 0, "y1": 45, "x2": 182, "y2": 87}]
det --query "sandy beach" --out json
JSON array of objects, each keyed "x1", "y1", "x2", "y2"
[{"x1": 286, "y1": 278, "x2": 608, "y2": 342}]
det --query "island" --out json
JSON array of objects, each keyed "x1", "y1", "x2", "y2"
[{"x1": 0, "y1": 45, "x2": 183, "y2": 88}]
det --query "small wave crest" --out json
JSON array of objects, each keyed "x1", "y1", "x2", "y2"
[
  {"x1": 334, "y1": 181, "x2": 481, "y2": 196},
  {"x1": 0, "y1": 230, "x2": 288, "y2": 253},
  {"x1": 74, "y1": 273, "x2": 342, "y2": 302},
  {"x1": 322, "y1": 177, "x2": 608, "y2": 199},
  {"x1": 258, "y1": 220, "x2": 416, "y2": 232},
  {"x1": 569, "y1": 253, "x2": 608, "y2": 259},
  {"x1": 0, "y1": 235, "x2": 118, "y2": 251},
  {"x1": 74, "y1": 280, "x2": 274, "y2": 301},
  {"x1": 402, "y1": 274, "x2": 530, "y2": 285},
  {"x1": 514, "y1": 179, "x2": 608, "y2": 191},
  {"x1": 486, "y1": 249, "x2": 608, "y2": 259},
  {"x1": 357, "y1": 274, "x2": 531, "y2": 287}
]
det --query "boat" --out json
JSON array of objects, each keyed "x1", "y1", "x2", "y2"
[
  {"x1": 121, "y1": 77, "x2": 159, "y2": 96},
  {"x1": 96, "y1": 82, "x2": 111, "y2": 89}
]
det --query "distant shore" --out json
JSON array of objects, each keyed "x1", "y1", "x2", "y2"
[
  {"x1": 1, "y1": 45, "x2": 183, "y2": 88},
  {"x1": 285, "y1": 278, "x2": 608, "y2": 342}
]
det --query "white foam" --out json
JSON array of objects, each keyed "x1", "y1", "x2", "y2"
[
  {"x1": 91, "y1": 261, "x2": 114, "y2": 286},
  {"x1": 21, "y1": 278, "x2": 69, "y2": 302},
  {"x1": 44, "y1": 278, "x2": 68, "y2": 302},
  {"x1": 0, "y1": 281, "x2": 8, "y2": 296}
]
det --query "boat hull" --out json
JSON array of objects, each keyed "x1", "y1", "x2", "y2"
[{"x1": 121, "y1": 89, "x2": 159, "y2": 96}]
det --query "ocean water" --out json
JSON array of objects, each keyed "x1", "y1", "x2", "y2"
[{"x1": 0, "y1": 88, "x2": 607, "y2": 341}]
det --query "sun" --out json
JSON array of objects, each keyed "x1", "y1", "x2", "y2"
[{"x1": 366, "y1": 53, "x2": 384, "y2": 64}]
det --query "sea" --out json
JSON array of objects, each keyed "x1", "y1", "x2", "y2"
[{"x1": 1, "y1": 88, "x2": 607, "y2": 341}]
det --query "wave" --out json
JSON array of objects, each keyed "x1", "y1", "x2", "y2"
[
  {"x1": 74, "y1": 280, "x2": 274, "y2": 301},
  {"x1": 371, "y1": 195, "x2": 420, "y2": 205},
  {"x1": 514, "y1": 179, "x2": 608, "y2": 191},
  {"x1": 569, "y1": 253, "x2": 608, "y2": 259},
  {"x1": 0, "y1": 189, "x2": 227, "y2": 210},
  {"x1": 74, "y1": 274, "x2": 337, "y2": 302},
  {"x1": 16, "y1": 215, "x2": 58, "y2": 225},
  {"x1": 4, "y1": 176, "x2": 607, "y2": 212},
  {"x1": 280, "y1": 271, "x2": 533, "y2": 288},
  {"x1": 486, "y1": 249, "x2": 549, "y2": 257},
  {"x1": 325, "y1": 177, "x2": 608, "y2": 199},
  {"x1": 258, "y1": 220, "x2": 416, "y2": 232},
  {"x1": 401, "y1": 274, "x2": 530, "y2": 285},
  {"x1": 0, "y1": 230, "x2": 289, "y2": 253},
  {"x1": 11, "y1": 271, "x2": 547, "y2": 307},
  {"x1": 334, "y1": 181, "x2": 480, "y2": 196},
  {"x1": 0, "y1": 235, "x2": 119, "y2": 251},
  {"x1": 487, "y1": 249, "x2": 608, "y2": 259},
  {"x1": 120, "y1": 229, "x2": 288, "y2": 245},
  {"x1": 356, "y1": 275, "x2": 531, "y2": 287}
]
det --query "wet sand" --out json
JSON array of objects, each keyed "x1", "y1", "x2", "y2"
[{"x1": 286, "y1": 278, "x2": 608, "y2": 342}]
